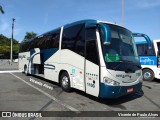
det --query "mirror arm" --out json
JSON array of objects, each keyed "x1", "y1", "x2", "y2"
[{"x1": 98, "y1": 23, "x2": 111, "y2": 45}]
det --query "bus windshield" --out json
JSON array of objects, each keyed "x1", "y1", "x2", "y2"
[{"x1": 101, "y1": 24, "x2": 141, "y2": 71}]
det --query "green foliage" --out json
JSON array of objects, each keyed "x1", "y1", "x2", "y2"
[
  {"x1": 13, "y1": 44, "x2": 19, "y2": 54},
  {"x1": 0, "y1": 34, "x2": 19, "y2": 59},
  {"x1": 24, "y1": 32, "x2": 37, "y2": 40},
  {"x1": 0, "y1": 34, "x2": 18, "y2": 46}
]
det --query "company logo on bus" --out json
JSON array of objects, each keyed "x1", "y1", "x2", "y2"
[{"x1": 116, "y1": 74, "x2": 131, "y2": 78}]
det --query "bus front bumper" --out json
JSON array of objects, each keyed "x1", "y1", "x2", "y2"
[{"x1": 99, "y1": 82, "x2": 142, "y2": 98}]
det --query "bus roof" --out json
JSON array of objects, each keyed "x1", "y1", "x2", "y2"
[
  {"x1": 63, "y1": 19, "x2": 125, "y2": 29},
  {"x1": 21, "y1": 19, "x2": 127, "y2": 43}
]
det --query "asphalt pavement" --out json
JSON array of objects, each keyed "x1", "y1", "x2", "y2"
[{"x1": 0, "y1": 72, "x2": 160, "y2": 120}]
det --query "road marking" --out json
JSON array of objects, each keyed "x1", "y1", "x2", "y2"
[
  {"x1": 10, "y1": 73, "x2": 79, "y2": 112},
  {"x1": 0, "y1": 70, "x2": 21, "y2": 73}
]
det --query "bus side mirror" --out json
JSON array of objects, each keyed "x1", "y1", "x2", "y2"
[
  {"x1": 133, "y1": 33, "x2": 152, "y2": 49},
  {"x1": 99, "y1": 23, "x2": 111, "y2": 45}
]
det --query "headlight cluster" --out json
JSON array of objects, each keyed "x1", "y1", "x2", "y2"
[{"x1": 103, "y1": 77, "x2": 120, "y2": 86}]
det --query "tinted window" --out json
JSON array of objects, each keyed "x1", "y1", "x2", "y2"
[
  {"x1": 30, "y1": 37, "x2": 39, "y2": 49},
  {"x1": 86, "y1": 28, "x2": 97, "y2": 41},
  {"x1": 20, "y1": 29, "x2": 60, "y2": 52},
  {"x1": 20, "y1": 41, "x2": 30, "y2": 52},
  {"x1": 157, "y1": 42, "x2": 160, "y2": 51},
  {"x1": 85, "y1": 28, "x2": 99, "y2": 65},
  {"x1": 30, "y1": 29, "x2": 60, "y2": 50},
  {"x1": 43, "y1": 29, "x2": 60, "y2": 49},
  {"x1": 62, "y1": 24, "x2": 85, "y2": 56},
  {"x1": 136, "y1": 44, "x2": 155, "y2": 56}
]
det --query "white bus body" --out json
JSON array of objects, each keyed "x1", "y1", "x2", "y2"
[
  {"x1": 19, "y1": 20, "x2": 142, "y2": 98},
  {"x1": 135, "y1": 38, "x2": 160, "y2": 81}
]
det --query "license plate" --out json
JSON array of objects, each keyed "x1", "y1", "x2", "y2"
[{"x1": 127, "y1": 88, "x2": 133, "y2": 93}]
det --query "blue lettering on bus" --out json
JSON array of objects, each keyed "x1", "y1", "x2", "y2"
[{"x1": 139, "y1": 56, "x2": 157, "y2": 66}]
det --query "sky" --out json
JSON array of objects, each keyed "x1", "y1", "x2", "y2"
[{"x1": 0, "y1": 0, "x2": 160, "y2": 42}]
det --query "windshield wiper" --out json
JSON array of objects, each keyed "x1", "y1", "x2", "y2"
[
  {"x1": 120, "y1": 59, "x2": 142, "y2": 69},
  {"x1": 112, "y1": 61, "x2": 123, "y2": 70},
  {"x1": 111, "y1": 59, "x2": 141, "y2": 70}
]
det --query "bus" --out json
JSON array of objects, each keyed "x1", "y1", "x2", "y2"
[
  {"x1": 134, "y1": 33, "x2": 160, "y2": 81},
  {"x1": 19, "y1": 20, "x2": 143, "y2": 98}
]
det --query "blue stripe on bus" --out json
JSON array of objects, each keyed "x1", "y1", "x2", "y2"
[
  {"x1": 41, "y1": 48, "x2": 59, "y2": 62},
  {"x1": 30, "y1": 48, "x2": 58, "y2": 62},
  {"x1": 99, "y1": 82, "x2": 142, "y2": 98}
]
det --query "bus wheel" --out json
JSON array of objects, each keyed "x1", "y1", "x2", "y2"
[
  {"x1": 24, "y1": 65, "x2": 28, "y2": 76},
  {"x1": 143, "y1": 69, "x2": 154, "y2": 81},
  {"x1": 60, "y1": 72, "x2": 71, "y2": 92}
]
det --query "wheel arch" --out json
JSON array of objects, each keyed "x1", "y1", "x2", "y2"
[
  {"x1": 142, "y1": 67, "x2": 155, "y2": 81},
  {"x1": 58, "y1": 69, "x2": 72, "y2": 92},
  {"x1": 58, "y1": 69, "x2": 70, "y2": 83},
  {"x1": 24, "y1": 64, "x2": 27, "y2": 72},
  {"x1": 142, "y1": 67, "x2": 155, "y2": 76}
]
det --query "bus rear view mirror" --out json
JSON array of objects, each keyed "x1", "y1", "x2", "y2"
[
  {"x1": 85, "y1": 23, "x2": 111, "y2": 45},
  {"x1": 99, "y1": 23, "x2": 111, "y2": 45}
]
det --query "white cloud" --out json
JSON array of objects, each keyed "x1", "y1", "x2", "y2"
[
  {"x1": 44, "y1": 13, "x2": 48, "y2": 25},
  {"x1": 0, "y1": 18, "x2": 11, "y2": 37},
  {"x1": 1, "y1": 22, "x2": 9, "y2": 31},
  {"x1": 14, "y1": 28, "x2": 22, "y2": 36},
  {"x1": 0, "y1": 18, "x2": 22, "y2": 40},
  {"x1": 137, "y1": 0, "x2": 160, "y2": 8}
]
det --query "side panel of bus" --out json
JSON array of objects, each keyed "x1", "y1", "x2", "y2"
[
  {"x1": 85, "y1": 28, "x2": 100, "y2": 97},
  {"x1": 19, "y1": 52, "x2": 30, "y2": 73},
  {"x1": 59, "y1": 23, "x2": 100, "y2": 96}
]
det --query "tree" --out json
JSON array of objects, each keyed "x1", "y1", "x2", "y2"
[
  {"x1": 0, "y1": 34, "x2": 18, "y2": 45},
  {"x1": 0, "y1": 5, "x2": 4, "y2": 14},
  {"x1": 0, "y1": 34, "x2": 19, "y2": 59},
  {"x1": 24, "y1": 32, "x2": 37, "y2": 40}
]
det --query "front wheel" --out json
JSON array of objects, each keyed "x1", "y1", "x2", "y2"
[
  {"x1": 142, "y1": 69, "x2": 154, "y2": 81},
  {"x1": 60, "y1": 72, "x2": 71, "y2": 92}
]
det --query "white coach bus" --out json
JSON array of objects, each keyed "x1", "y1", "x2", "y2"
[{"x1": 19, "y1": 20, "x2": 143, "y2": 98}]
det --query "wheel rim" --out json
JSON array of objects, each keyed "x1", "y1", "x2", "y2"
[
  {"x1": 144, "y1": 72, "x2": 151, "y2": 79},
  {"x1": 62, "y1": 76, "x2": 69, "y2": 88}
]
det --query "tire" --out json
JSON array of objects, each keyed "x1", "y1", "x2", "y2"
[
  {"x1": 60, "y1": 72, "x2": 71, "y2": 92},
  {"x1": 142, "y1": 69, "x2": 154, "y2": 81},
  {"x1": 24, "y1": 65, "x2": 28, "y2": 76}
]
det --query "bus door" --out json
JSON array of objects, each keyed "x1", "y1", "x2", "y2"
[
  {"x1": 30, "y1": 48, "x2": 42, "y2": 74},
  {"x1": 156, "y1": 41, "x2": 160, "y2": 68},
  {"x1": 85, "y1": 28, "x2": 100, "y2": 97},
  {"x1": 30, "y1": 48, "x2": 41, "y2": 64}
]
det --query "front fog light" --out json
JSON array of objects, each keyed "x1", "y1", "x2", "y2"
[{"x1": 103, "y1": 77, "x2": 120, "y2": 86}]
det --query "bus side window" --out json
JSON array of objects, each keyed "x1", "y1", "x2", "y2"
[
  {"x1": 22, "y1": 41, "x2": 30, "y2": 52},
  {"x1": 137, "y1": 44, "x2": 155, "y2": 56},
  {"x1": 62, "y1": 24, "x2": 85, "y2": 57},
  {"x1": 137, "y1": 44, "x2": 146, "y2": 56},
  {"x1": 37, "y1": 29, "x2": 60, "y2": 50},
  {"x1": 85, "y1": 28, "x2": 99, "y2": 65}
]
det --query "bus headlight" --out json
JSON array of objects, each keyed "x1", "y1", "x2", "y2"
[{"x1": 103, "y1": 77, "x2": 120, "y2": 86}]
